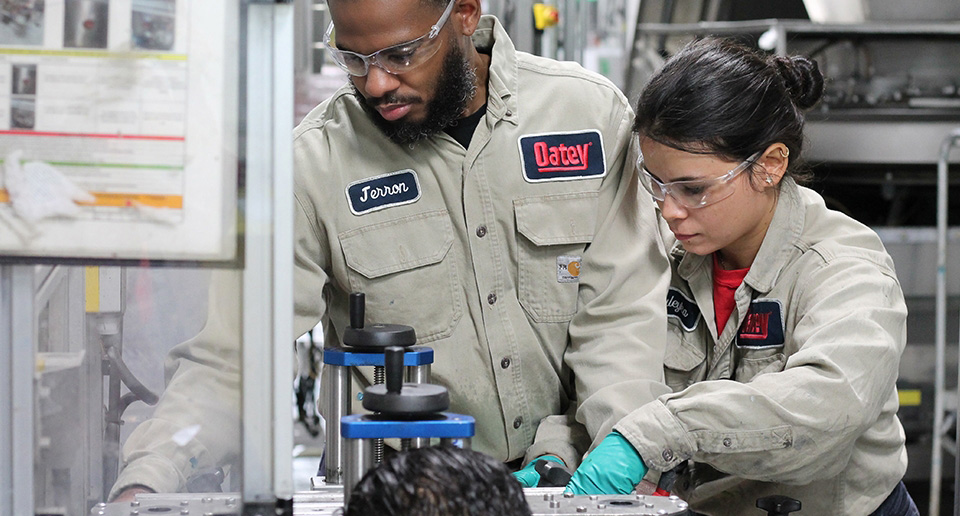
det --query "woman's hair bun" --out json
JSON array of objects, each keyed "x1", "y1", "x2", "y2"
[{"x1": 769, "y1": 55, "x2": 824, "y2": 110}]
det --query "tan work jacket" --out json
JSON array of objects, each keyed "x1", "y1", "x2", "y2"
[
  {"x1": 111, "y1": 15, "x2": 669, "y2": 498},
  {"x1": 615, "y1": 180, "x2": 908, "y2": 515}
]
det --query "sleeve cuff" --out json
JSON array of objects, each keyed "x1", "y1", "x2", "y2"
[
  {"x1": 614, "y1": 400, "x2": 697, "y2": 472},
  {"x1": 108, "y1": 455, "x2": 185, "y2": 501}
]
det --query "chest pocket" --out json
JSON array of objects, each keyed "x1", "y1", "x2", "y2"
[
  {"x1": 664, "y1": 324, "x2": 708, "y2": 391},
  {"x1": 514, "y1": 192, "x2": 598, "y2": 323},
  {"x1": 339, "y1": 210, "x2": 462, "y2": 343}
]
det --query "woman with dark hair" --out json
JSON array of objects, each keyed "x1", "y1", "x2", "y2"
[{"x1": 565, "y1": 38, "x2": 918, "y2": 516}]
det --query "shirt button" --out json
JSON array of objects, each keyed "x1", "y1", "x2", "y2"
[
  {"x1": 505, "y1": 110, "x2": 513, "y2": 117},
  {"x1": 500, "y1": 357, "x2": 511, "y2": 369},
  {"x1": 513, "y1": 416, "x2": 523, "y2": 429},
  {"x1": 487, "y1": 292, "x2": 497, "y2": 305},
  {"x1": 661, "y1": 449, "x2": 674, "y2": 462},
  {"x1": 722, "y1": 437, "x2": 732, "y2": 448},
  {"x1": 476, "y1": 225, "x2": 487, "y2": 238}
]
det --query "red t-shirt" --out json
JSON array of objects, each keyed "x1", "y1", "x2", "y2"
[{"x1": 713, "y1": 254, "x2": 749, "y2": 335}]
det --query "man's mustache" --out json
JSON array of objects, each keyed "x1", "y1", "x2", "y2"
[{"x1": 365, "y1": 94, "x2": 422, "y2": 107}]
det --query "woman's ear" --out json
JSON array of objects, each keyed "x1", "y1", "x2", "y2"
[{"x1": 757, "y1": 143, "x2": 789, "y2": 188}]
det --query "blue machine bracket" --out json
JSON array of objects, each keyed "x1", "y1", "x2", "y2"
[
  {"x1": 341, "y1": 413, "x2": 475, "y2": 439},
  {"x1": 323, "y1": 346, "x2": 434, "y2": 367}
]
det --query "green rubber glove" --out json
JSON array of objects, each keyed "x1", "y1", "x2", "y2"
[
  {"x1": 512, "y1": 455, "x2": 565, "y2": 488},
  {"x1": 565, "y1": 432, "x2": 647, "y2": 495}
]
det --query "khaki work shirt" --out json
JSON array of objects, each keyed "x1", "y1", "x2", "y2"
[
  {"x1": 615, "y1": 180, "x2": 908, "y2": 515},
  {"x1": 293, "y1": 16, "x2": 669, "y2": 466},
  {"x1": 111, "y1": 15, "x2": 669, "y2": 498}
]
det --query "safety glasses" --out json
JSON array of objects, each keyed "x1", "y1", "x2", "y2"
[
  {"x1": 323, "y1": 0, "x2": 456, "y2": 77},
  {"x1": 638, "y1": 151, "x2": 761, "y2": 209}
]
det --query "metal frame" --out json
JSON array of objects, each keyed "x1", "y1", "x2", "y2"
[
  {"x1": 0, "y1": 266, "x2": 37, "y2": 516},
  {"x1": 929, "y1": 127, "x2": 960, "y2": 516},
  {"x1": 243, "y1": 0, "x2": 296, "y2": 509}
]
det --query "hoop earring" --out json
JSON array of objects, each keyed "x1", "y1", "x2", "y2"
[{"x1": 779, "y1": 148, "x2": 789, "y2": 158}]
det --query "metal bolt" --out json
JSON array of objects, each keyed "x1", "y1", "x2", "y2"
[
  {"x1": 549, "y1": 500, "x2": 561, "y2": 508},
  {"x1": 589, "y1": 495, "x2": 598, "y2": 500},
  {"x1": 576, "y1": 507, "x2": 587, "y2": 513},
  {"x1": 564, "y1": 492, "x2": 575, "y2": 498},
  {"x1": 202, "y1": 497, "x2": 213, "y2": 503}
]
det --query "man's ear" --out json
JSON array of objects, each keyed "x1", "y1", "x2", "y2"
[{"x1": 453, "y1": 0, "x2": 482, "y2": 36}]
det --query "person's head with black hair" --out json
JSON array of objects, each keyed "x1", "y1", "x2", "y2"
[
  {"x1": 344, "y1": 446, "x2": 532, "y2": 516},
  {"x1": 633, "y1": 37, "x2": 825, "y2": 269}
]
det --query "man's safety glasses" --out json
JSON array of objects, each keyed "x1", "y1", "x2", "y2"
[
  {"x1": 323, "y1": 0, "x2": 456, "y2": 77},
  {"x1": 638, "y1": 152, "x2": 761, "y2": 209}
]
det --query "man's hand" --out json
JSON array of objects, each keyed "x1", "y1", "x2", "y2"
[
  {"x1": 512, "y1": 455, "x2": 566, "y2": 488},
  {"x1": 111, "y1": 485, "x2": 155, "y2": 503},
  {"x1": 565, "y1": 432, "x2": 647, "y2": 495}
]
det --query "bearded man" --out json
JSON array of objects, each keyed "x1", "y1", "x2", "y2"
[{"x1": 110, "y1": 0, "x2": 670, "y2": 500}]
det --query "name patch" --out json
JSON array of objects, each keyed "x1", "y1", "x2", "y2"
[
  {"x1": 518, "y1": 130, "x2": 606, "y2": 183},
  {"x1": 667, "y1": 287, "x2": 700, "y2": 331},
  {"x1": 346, "y1": 169, "x2": 421, "y2": 216},
  {"x1": 736, "y1": 298, "x2": 785, "y2": 348}
]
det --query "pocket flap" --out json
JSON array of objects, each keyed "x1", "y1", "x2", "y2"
[
  {"x1": 664, "y1": 330, "x2": 707, "y2": 372},
  {"x1": 340, "y1": 210, "x2": 453, "y2": 279},
  {"x1": 514, "y1": 192, "x2": 598, "y2": 246}
]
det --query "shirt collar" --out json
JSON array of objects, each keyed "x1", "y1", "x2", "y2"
[
  {"x1": 675, "y1": 178, "x2": 805, "y2": 294},
  {"x1": 472, "y1": 15, "x2": 518, "y2": 125}
]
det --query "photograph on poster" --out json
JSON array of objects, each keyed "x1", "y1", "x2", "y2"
[
  {"x1": 132, "y1": 0, "x2": 176, "y2": 51},
  {"x1": 0, "y1": 0, "x2": 44, "y2": 46},
  {"x1": 11, "y1": 63, "x2": 36, "y2": 94},
  {"x1": 64, "y1": 0, "x2": 108, "y2": 49},
  {"x1": 10, "y1": 96, "x2": 35, "y2": 129}
]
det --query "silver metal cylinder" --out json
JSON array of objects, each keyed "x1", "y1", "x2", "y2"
[
  {"x1": 405, "y1": 364, "x2": 431, "y2": 449},
  {"x1": 404, "y1": 364, "x2": 431, "y2": 384},
  {"x1": 342, "y1": 437, "x2": 374, "y2": 508},
  {"x1": 321, "y1": 364, "x2": 350, "y2": 484}
]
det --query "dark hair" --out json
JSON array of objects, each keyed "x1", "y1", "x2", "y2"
[
  {"x1": 633, "y1": 37, "x2": 824, "y2": 183},
  {"x1": 344, "y1": 446, "x2": 532, "y2": 516}
]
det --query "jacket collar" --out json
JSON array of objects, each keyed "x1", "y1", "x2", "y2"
[
  {"x1": 472, "y1": 15, "x2": 519, "y2": 125},
  {"x1": 675, "y1": 178, "x2": 805, "y2": 295}
]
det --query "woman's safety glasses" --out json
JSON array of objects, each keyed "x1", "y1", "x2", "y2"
[
  {"x1": 323, "y1": 0, "x2": 456, "y2": 77},
  {"x1": 638, "y1": 151, "x2": 761, "y2": 209}
]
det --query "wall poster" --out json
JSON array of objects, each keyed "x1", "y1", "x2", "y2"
[{"x1": 0, "y1": 0, "x2": 239, "y2": 262}]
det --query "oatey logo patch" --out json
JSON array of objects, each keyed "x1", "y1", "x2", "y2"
[
  {"x1": 518, "y1": 130, "x2": 606, "y2": 182},
  {"x1": 346, "y1": 169, "x2": 421, "y2": 215},
  {"x1": 557, "y1": 255, "x2": 581, "y2": 283},
  {"x1": 736, "y1": 298, "x2": 785, "y2": 348},
  {"x1": 667, "y1": 287, "x2": 700, "y2": 331}
]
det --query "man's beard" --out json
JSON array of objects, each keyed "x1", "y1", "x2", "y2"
[{"x1": 354, "y1": 42, "x2": 478, "y2": 145}]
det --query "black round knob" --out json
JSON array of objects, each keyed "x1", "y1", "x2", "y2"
[
  {"x1": 342, "y1": 292, "x2": 416, "y2": 350},
  {"x1": 756, "y1": 495, "x2": 801, "y2": 516}
]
